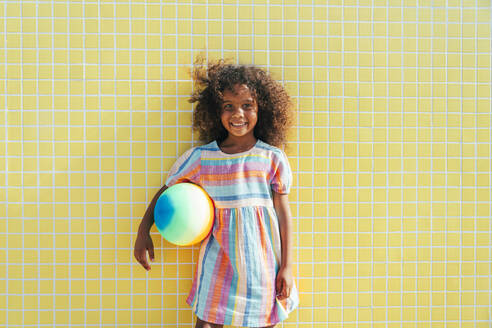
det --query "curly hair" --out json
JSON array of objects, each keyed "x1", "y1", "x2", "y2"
[{"x1": 189, "y1": 58, "x2": 294, "y2": 147}]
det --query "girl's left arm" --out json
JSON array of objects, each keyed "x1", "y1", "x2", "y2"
[{"x1": 273, "y1": 191, "x2": 294, "y2": 300}]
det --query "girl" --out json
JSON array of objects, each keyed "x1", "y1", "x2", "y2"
[{"x1": 134, "y1": 59, "x2": 298, "y2": 328}]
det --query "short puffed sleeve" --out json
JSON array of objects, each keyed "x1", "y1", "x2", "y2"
[
  {"x1": 165, "y1": 147, "x2": 201, "y2": 187},
  {"x1": 270, "y1": 149, "x2": 292, "y2": 194}
]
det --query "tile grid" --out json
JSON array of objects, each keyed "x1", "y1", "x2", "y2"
[
  {"x1": 20, "y1": 2, "x2": 25, "y2": 323},
  {"x1": 15, "y1": 3, "x2": 22, "y2": 325},
  {"x1": 112, "y1": 1, "x2": 117, "y2": 325},
  {"x1": 67, "y1": 1, "x2": 72, "y2": 325},
  {"x1": 457, "y1": 4, "x2": 461, "y2": 325},
  {"x1": 477, "y1": 1, "x2": 490, "y2": 322},
  {"x1": 2, "y1": 0, "x2": 6, "y2": 322},
  {"x1": 488, "y1": 4, "x2": 491, "y2": 324},
  {"x1": 414, "y1": 2, "x2": 419, "y2": 325},
  {"x1": 356, "y1": 3, "x2": 361, "y2": 325},
  {"x1": 371, "y1": 2, "x2": 376, "y2": 326},
  {"x1": 384, "y1": 4, "x2": 389, "y2": 326},
  {"x1": 93, "y1": 0, "x2": 101, "y2": 325},
  {"x1": 50, "y1": 2, "x2": 56, "y2": 325},
  {"x1": 35, "y1": 1, "x2": 41, "y2": 325},
  {"x1": 81, "y1": 2, "x2": 86, "y2": 325},
  {"x1": 430, "y1": 4, "x2": 435, "y2": 324},
  {"x1": 106, "y1": 1, "x2": 114, "y2": 325},
  {"x1": 399, "y1": 5, "x2": 404, "y2": 325},
  {"x1": 471, "y1": 4, "x2": 475, "y2": 324},
  {"x1": 300, "y1": 1, "x2": 312, "y2": 326},
  {"x1": 341, "y1": 3, "x2": 346, "y2": 326},
  {"x1": 309, "y1": 3, "x2": 314, "y2": 326},
  {"x1": 127, "y1": 0, "x2": 136, "y2": 324},
  {"x1": 0, "y1": 1, "x2": 491, "y2": 327},
  {"x1": 477, "y1": 3, "x2": 490, "y2": 324}
]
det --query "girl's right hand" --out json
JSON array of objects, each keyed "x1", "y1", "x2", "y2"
[{"x1": 134, "y1": 232, "x2": 155, "y2": 271}]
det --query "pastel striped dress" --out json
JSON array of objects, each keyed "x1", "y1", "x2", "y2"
[{"x1": 165, "y1": 139, "x2": 299, "y2": 327}]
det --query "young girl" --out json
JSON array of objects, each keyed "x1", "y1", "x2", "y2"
[{"x1": 134, "y1": 59, "x2": 298, "y2": 328}]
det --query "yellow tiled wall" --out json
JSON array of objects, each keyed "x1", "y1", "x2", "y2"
[{"x1": 1, "y1": 1, "x2": 491, "y2": 327}]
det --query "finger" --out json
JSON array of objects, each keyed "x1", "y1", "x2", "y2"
[
  {"x1": 277, "y1": 279, "x2": 285, "y2": 299},
  {"x1": 280, "y1": 279, "x2": 285, "y2": 297},
  {"x1": 141, "y1": 258, "x2": 151, "y2": 271},
  {"x1": 136, "y1": 254, "x2": 151, "y2": 271},
  {"x1": 276, "y1": 276, "x2": 282, "y2": 294},
  {"x1": 148, "y1": 247, "x2": 155, "y2": 262},
  {"x1": 281, "y1": 285, "x2": 288, "y2": 299}
]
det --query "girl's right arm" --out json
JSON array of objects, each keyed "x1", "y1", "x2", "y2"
[{"x1": 134, "y1": 184, "x2": 168, "y2": 271}]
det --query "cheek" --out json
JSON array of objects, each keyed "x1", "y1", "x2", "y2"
[
  {"x1": 249, "y1": 111, "x2": 258, "y2": 124},
  {"x1": 220, "y1": 112, "x2": 228, "y2": 122},
  {"x1": 220, "y1": 113, "x2": 231, "y2": 129}
]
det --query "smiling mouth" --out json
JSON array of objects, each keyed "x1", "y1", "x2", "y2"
[{"x1": 230, "y1": 122, "x2": 247, "y2": 127}]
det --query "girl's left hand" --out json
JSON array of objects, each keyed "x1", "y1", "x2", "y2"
[{"x1": 276, "y1": 266, "x2": 293, "y2": 300}]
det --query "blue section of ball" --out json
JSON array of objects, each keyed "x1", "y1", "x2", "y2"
[{"x1": 154, "y1": 193, "x2": 175, "y2": 233}]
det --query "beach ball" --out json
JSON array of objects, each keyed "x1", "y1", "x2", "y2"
[{"x1": 154, "y1": 183, "x2": 214, "y2": 246}]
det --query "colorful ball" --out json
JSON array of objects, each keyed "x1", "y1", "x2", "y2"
[{"x1": 154, "y1": 183, "x2": 214, "y2": 246}]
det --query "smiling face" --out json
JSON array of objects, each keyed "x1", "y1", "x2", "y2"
[{"x1": 219, "y1": 84, "x2": 258, "y2": 143}]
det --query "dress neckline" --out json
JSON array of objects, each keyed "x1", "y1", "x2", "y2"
[{"x1": 214, "y1": 139, "x2": 260, "y2": 156}]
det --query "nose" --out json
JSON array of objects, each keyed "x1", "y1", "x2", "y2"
[{"x1": 231, "y1": 107, "x2": 244, "y2": 117}]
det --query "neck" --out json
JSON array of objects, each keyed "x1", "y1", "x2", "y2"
[{"x1": 222, "y1": 134, "x2": 257, "y2": 147}]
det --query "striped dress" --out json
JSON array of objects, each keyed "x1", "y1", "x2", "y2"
[{"x1": 165, "y1": 139, "x2": 299, "y2": 327}]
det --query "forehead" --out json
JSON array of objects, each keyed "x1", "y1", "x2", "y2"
[{"x1": 222, "y1": 84, "x2": 255, "y2": 100}]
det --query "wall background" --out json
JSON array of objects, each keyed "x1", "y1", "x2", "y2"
[{"x1": 1, "y1": 0, "x2": 491, "y2": 327}]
